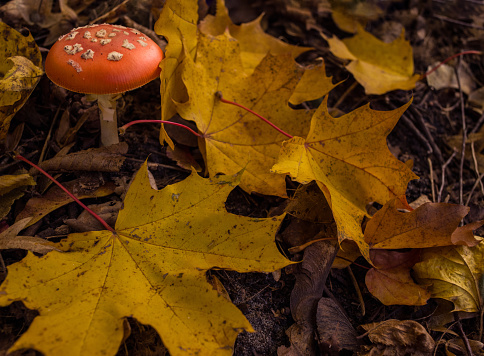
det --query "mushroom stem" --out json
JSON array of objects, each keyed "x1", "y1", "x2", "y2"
[{"x1": 96, "y1": 94, "x2": 120, "y2": 146}]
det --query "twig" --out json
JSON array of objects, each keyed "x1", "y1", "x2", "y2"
[
  {"x1": 410, "y1": 106, "x2": 444, "y2": 163},
  {"x1": 428, "y1": 158, "x2": 436, "y2": 202},
  {"x1": 333, "y1": 81, "x2": 357, "y2": 110},
  {"x1": 470, "y1": 142, "x2": 484, "y2": 197},
  {"x1": 438, "y1": 151, "x2": 457, "y2": 203},
  {"x1": 39, "y1": 104, "x2": 62, "y2": 164},
  {"x1": 465, "y1": 172, "x2": 484, "y2": 206},
  {"x1": 434, "y1": 14, "x2": 484, "y2": 30},
  {"x1": 453, "y1": 312, "x2": 474, "y2": 356},
  {"x1": 470, "y1": 112, "x2": 484, "y2": 134},
  {"x1": 454, "y1": 61, "x2": 467, "y2": 206},
  {"x1": 347, "y1": 266, "x2": 365, "y2": 316},
  {"x1": 401, "y1": 114, "x2": 434, "y2": 155}
]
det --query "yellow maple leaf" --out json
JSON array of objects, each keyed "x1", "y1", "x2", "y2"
[
  {"x1": 272, "y1": 98, "x2": 417, "y2": 260},
  {"x1": 0, "y1": 22, "x2": 43, "y2": 141},
  {"x1": 177, "y1": 31, "x2": 333, "y2": 197},
  {"x1": 0, "y1": 162, "x2": 289, "y2": 356},
  {"x1": 322, "y1": 25, "x2": 420, "y2": 95},
  {"x1": 413, "y1": 242, "x2": 484, "y2": 312},
  {"x1": 154, "y1": 0, "x2": 198, "y2": 147},
  {"x1": 200, "y1": 0, "x2": 310, "y2": 73}
]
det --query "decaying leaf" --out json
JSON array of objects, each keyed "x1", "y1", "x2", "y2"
[
  {"x1": 36, "y1": 142, "x2": 128, "y2": 173},
  {"x1": 16, "y1": 180, "x2": 116, "y2": 227},
  {"x1": 360, "y1": 319, "x2": 435, "y2": 356},
  {"x1": 365, "y1": 249, "x2": 430, "y2": 306},
  {"x1": 364, "y1": 197, "x2": 481, "y2": 249},
  {"x1": 177, "y1": 31, "x2": 320, "y2": 196},
  {"x1": 413, "y1": 242, "x2": 484, "y2": 312},
  {"x1": 0, "y1": 172, "x2": 36, "y2": 218},
  {"x1": 278, "y1": 241, "x2": 338, "y2": 355},
  {"x1": 272, "y1": 98, "x2": 417, "y2": 260},
  {"x1": 0, "y1": 22, "x2": 42, "y2": 141},
  {"x1": 316, "y1": 297, "x2": 359, "y2": 354},
  {"x1": 322, "y1": 25, "x2": 420, "y2": 94},
  {"x1": 0, "y1": 162, "x2": 290, "y2": 356},
  {"x1": 0, "y1": 218, "x2": 57, "y2": 254}
]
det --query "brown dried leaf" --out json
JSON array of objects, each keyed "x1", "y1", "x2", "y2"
[
  {"x1": 36, "y1": 142, "x2": 128, "y2": 173},
  {"x1": 278, "y1": 241, "x2": 338, "y2": 355},
  {"x1": 316, "y1": 298, "x2": 359, "y2": 354},
  {"x1": 364, "y1": 197, "x2": 479, "y2": 249},
  {"x1": 0, "y1": 218, "x2": 57, "y2": 254},
  {"x1": 360, "y1": 319, "x2": 435, "y2": 355},
  {"x1": 16, "y1": 180, "x2": 116, "y2": 227}
]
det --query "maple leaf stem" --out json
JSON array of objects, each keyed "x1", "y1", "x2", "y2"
[
  {"x1": 215, "y1": 92, "x2": 294, "y2": 139},
  {"x1": 14, "y1": 154, "x2": 116, "y2": 234},
  {"x1": 420, "y1": 50, "x2": 483, "y2": 80},
  {"x1": 119, "y1": 120, "x2": 202, "y2": 137}
]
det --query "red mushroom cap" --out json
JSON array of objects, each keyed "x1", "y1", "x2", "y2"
[{"x1": 45, "y1": 24, "x2": 164, "y2": 94}]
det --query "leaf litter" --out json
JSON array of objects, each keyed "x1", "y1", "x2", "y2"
[{"x1": 1, "y1": 0, "x2": 484, "y2": 354}]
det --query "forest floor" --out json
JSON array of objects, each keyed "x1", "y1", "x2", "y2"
[{"x1": 1, "y1": 0, "x2": 484, "y2": 355}]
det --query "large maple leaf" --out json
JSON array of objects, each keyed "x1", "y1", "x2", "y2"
[
  {"x1": 322, "y1": 25, "x2": 420, "y2": 95},
  {"x1": 177, "y1": 31, "x2": 333, "y2": 197},
  {"x1": 0, "y1": 162, "x2": 289, "y2": 356},
  {"x1": 272, "y1": 98, "x2": 417, "y2": 259}
]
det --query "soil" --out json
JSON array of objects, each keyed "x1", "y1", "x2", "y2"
[{"x1": 1, "y1": 0, "x2": 484, "y2": 355}]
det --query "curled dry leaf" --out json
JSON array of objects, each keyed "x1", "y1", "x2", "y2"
[
  {"x1": 364, "y1": 197, "x2": 481, "y2": 249},
  {"x1": 0, "y1": 218, "x2": 58, "y2": 254},
  {"x1": 16, "y1": 179, "x2": 117, "y2": 228},
  {"x1": 360, "y1": 319, "x2": 435, "y2": 356},
  {"x1": 0, "y1": 173, "x2": 36, "y2": 218},
  {"x1": 316, "y1": 298, "x2": 359, "y2": 354},
  {"x1": 278, "y1": 241, "x2": 339, "y2": 355},
  {"x1": 36, "y1": 142, "x2": 129, "y2": 173},
  {"x1": 0, "y1": 22, "x2": 42, "y2": 140}
]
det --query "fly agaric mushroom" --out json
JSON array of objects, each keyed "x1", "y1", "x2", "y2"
[{"x1": 45, "y1": 24, "x2": 164, "y2": 146}]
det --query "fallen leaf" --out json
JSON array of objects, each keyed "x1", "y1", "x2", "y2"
[
  {"x1": 0, "y1": 173, "x2": 36, "y2": 218},
  {"x1": 278, "y1": 241, "x2": 338, "y2": 355},
  {"x1": 0, "y1": 173, "x2": 35, "y2": 196},
  {"x1": 330, "y1": 0, "x2": 383, "y2": 33},
  {"x1": 200, "y1": 0, "x2": 311, "y2": 73},
  {"x1": 154, "y1": 0, "x2": 198, "y2": 147},
  {"x1": 413, "y1": 242, "x2": 484, "y2": 312},
  {"x1": 322, "y1": 25, "x2": 420, "y2": 94},
  {"x1": 36, "y1": 142, "x2": 128, "y2": 173},
  {"x1": 177, "y1": 31, "x2": 319, "y2": 196},
  {"x1": 64, "y1": 202, "x2": 122, "y2": 232},
  {"x1": 360, "y1": 319, "x2": 435, "y2": 356},
  {"x1": 0, "y1": 22, "x2": 42, "y2": 141},
  {"x1": 426, "y1": 61, "x2": 475, "y2": 95},
  {"x1": 285, "y1": 181, "x2": 333, "y2": 224},
  {"x1": 364, "y1": 197, "x2": 480, "y2": 249},
  {"x1": 316, "y1": 297, "x2": 359, "y2": 354},
  {"x1": 0, "y1": 162, "x2": 290, "y2": 355},
  {"x1": 16, "y1": 180, "x2": 116, "y2": 227},
  {"x1": 365, "y1": 250, "x2": 430, "y2": 306},
  {"x1": 272, "y1": 98, "x2": 417, "y2": 260},
  {"x1": 0, "y1": 218, "x2": 57, "y2": 254}
]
